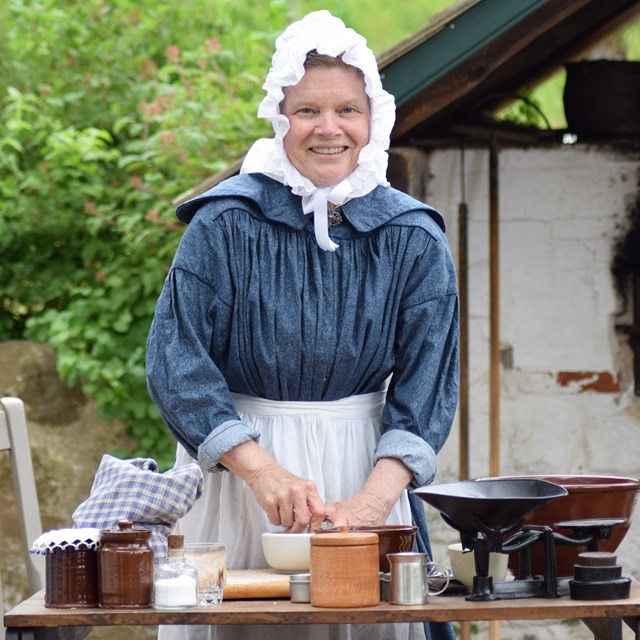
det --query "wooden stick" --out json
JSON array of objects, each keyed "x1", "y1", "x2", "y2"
[
  {"x1": 488, "y1": 139, "x2": 501, "y2": 478},
  {"x1": 488, "y1": 139, "x2": 501, "y2": 640},
  {"x1": 458, "y1": 146, "x2": 470, "y2": 481}
]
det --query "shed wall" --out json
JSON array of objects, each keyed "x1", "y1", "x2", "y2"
[{"x1": 424, "y1": 144, "x2": 640, "y2": 640}]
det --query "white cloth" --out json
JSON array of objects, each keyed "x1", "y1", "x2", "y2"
[
  {"x1": 240, "y1": 10, "x2": 396, "y2": 252},
  {"x1": 158, "y1": 392, "x2": 425, "y2": 640},
  {"x1": 31, "y1": 528, "x2": 101, "y2": 554}
]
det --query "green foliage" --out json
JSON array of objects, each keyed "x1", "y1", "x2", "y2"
[
  {"x1": 0, "y1": 0, "x2": 289, "y2": 468},
  {"x1": 452, "y1": 622, "x2": 479, "y2": 637},
  {"x1": 495, "y1": 84, "x2": 564, "y2": 130},
  {"x1": 296, "y1": 0, "x2": 453, "y2": 52}
]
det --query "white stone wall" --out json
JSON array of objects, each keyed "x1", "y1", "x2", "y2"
[{"x1": 423, "y1": 145, "x2": 640, "y2": 640}]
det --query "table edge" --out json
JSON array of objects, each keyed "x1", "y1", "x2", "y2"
[{"x1": 5, "y1": 588, "x2": 640, "y2": 628}]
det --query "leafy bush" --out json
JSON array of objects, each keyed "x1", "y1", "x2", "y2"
[{"x1": 0, "y1": 0, "x2": 289, "y2": 468}]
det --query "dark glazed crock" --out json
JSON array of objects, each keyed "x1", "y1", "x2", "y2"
[
  {"x1": 497, "y1": 475, "x2": 640, "y2": 577},
  {"x1": 98, "y1": 520, "x2": 154, "y2": 608},
  {"x1": 45, "y1": 544, "x2": 99, "y2": 608}
]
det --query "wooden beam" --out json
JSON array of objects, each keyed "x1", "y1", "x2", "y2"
[{"x1": 488, "y1": 140, "x2": 500, "y2": 477}]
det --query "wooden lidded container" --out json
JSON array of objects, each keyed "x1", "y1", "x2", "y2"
[{"x1": 310, "y1": 526, "x2": 379, "y2": 607}]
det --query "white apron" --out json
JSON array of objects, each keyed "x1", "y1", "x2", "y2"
[{"x1": 158, "y1": 392, "x2": 426, "y2": 640}]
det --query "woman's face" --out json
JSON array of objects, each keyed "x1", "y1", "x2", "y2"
[{"x1": 281, "y1": 65, "x2": 371, "y2": 187}]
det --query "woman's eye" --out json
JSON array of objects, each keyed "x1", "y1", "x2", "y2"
[{"x1": 341, "y1": 106, "x2": 365, "y2": 115}]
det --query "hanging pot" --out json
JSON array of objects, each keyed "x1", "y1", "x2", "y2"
[{"x1": 563, "y1": 60, "x2": 640, "y2": 136}]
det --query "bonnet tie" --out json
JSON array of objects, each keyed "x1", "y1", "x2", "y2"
[{"x1": 302, "y1": 181, "x2": 352, "y2": 252}]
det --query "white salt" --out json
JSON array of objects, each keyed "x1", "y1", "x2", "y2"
[{"x1": 154, "y1": 575, "x2": 198, "y2": 609}]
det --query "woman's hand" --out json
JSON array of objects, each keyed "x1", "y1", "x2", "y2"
[
  {"x1": 323, "y1": 457, "x2": 414, "y2": 527},
  {"x1": 323, "y1": 489, "x2": 388, "y2": 527},
  {"x1": 219, "y1": 441, "x2": 327, "y2": 532}
]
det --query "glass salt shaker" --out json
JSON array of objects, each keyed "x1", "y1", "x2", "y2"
[{"x1": 154, "y1": 534, "x2": 198, "y2": 610}]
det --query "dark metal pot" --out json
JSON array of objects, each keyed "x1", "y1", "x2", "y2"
[{"x1": 563, "y1": 60, "x2": 640, "y2": 136}]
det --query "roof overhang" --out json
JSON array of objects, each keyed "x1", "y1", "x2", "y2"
[{"x1": 379, "y1": 0, "x2": 640, "y2": 144}]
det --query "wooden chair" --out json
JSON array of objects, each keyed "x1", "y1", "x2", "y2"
[{"x1": 0, "y1": 397, "x2": 45, "y2": 637}]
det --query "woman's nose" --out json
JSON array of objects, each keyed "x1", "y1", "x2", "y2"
[{"x1": 315, "y1": 112, "x2": 340, "y2": 136}]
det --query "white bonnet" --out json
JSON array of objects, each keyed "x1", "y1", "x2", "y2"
[{"x1": 240, "y1": 11, "x2": 396, "y2": 249}]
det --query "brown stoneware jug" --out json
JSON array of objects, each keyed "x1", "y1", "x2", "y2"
[
  {"x1": 310, "y1": 526, "x2": 379, "y2": 607},
  {"x1": 98, "y1": 520, "x2": 154, "y2": 608}
]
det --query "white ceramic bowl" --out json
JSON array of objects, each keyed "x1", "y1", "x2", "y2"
[
  {"x1": 261, "y1": 532, "x2": 313, "y2": 571},
  {"x1": 447, "y1": 542, "x2": 509, "y2": 590}
]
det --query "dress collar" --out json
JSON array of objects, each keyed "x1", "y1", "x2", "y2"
[{"x1": 176, "y1": 173, "x2": 445, "y2": 235}]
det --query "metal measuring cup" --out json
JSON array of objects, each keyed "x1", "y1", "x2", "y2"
[{"x1": 387, "y1": 552, "x2": 450, "y2": 605}]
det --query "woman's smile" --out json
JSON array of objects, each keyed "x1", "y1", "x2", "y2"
[{"x1": 311, "y1": 146, "x2": 348, "y2": 155}]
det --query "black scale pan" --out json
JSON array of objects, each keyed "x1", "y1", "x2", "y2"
[{"x1": 413, "y1": 478, "x2": 568, "y2": 535}]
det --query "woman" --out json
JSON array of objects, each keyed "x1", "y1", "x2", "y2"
[{"x1": 147, "y1": 10, "x2": 458, "y2": 640}]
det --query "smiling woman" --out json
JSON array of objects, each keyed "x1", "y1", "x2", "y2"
[
  {"x1": 281, "y1": 62, "x2": 371, "y2": 187},
  {"x1": 147, "y1": 10, "x2": 459, "y2": 640}
]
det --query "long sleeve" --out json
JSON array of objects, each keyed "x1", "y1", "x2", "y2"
[
  {"x1": 374, "y1": 225, "x2": 459, "y2": 487},
  {"x1": 146, "y1": 215, "x2": 260, "y2": 470}
]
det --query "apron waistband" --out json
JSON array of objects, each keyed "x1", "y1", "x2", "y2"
[{"x1": 230, "y1": 391, "x2": 386, "y2": 419}]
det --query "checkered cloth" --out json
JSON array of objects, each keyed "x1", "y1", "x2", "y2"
[{"x1": 72, "y1": 454, "x2": 203, "y2": 564}]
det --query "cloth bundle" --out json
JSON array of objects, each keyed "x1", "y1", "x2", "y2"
[{"x1": 72, "y1": 454, "x2": 203, "y2": 563}]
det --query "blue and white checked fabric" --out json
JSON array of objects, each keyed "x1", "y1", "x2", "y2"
[{"x1": 72, "y1": 455, "x2": 203, "y2": 564}]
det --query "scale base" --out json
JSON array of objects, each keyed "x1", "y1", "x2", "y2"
[{"x1": 466, "y1": 576, "x2": 571, "y2": 601}]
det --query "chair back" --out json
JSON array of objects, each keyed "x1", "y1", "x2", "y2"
[{"x1": 0, "y1": 397, "x2": 45, "y2": 633}]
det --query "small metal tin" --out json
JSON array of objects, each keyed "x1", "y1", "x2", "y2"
[
  {"x1": 289, "y1": 573, "x2": 310, "y2": 603},
  {"x1": 388, "y1": 553, "x2": 430, "y2": 605},
  {"x1": 380, "y1": 572, "x2": 390, "y2": 602}
]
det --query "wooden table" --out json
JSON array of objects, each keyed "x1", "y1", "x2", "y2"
[{"x1": 4, "y1": 586, "x2": 640, "y2": 640}]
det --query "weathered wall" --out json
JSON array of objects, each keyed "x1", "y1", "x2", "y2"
[{"x1": 424, "y1": 144, "x2": 640, "y2": 640}]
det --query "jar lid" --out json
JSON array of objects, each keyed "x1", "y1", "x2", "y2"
[
  {"x1": 311, "y1": 525, "x2": 378, "y2": 547},
  {"x1": 289, "y1": 573, "x2": 311, "y2": 583},
  {"x1": 167, "y1": 534, "x2": 184, "y2": 550},
  {"x1": 101, "y1": 519, "x2": 151, "y2": 543}
]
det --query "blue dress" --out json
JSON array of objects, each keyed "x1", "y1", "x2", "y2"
[{"x1": 147, "y1": 173, "x2": 458, "y2": 640}]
